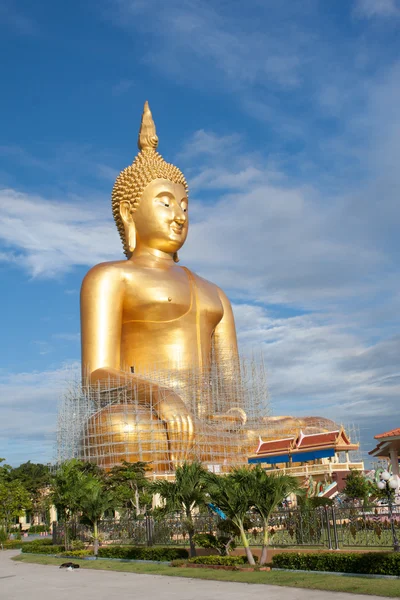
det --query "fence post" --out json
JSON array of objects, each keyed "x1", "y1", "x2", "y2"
[
  {"x1": 145, "y1": 516, "x2": 154, "y2": 547},
  {"x1": 298, "y1": 509, "x2": 304, "y2": 544},
  {"x1": 331, "y1": 506, "x2": 340, "y2": 550},
  {"x1": 324, "y1": 506, "x2": 333, "y2": 549}
]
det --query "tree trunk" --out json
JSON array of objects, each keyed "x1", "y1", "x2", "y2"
[
  {"x1": 64, "y1": 513, "x2": 69, "y2": 552},
  {"x1": 134, "y1": 485, "x2": 140, "y2": 516},
  {"x1": 239, "y1": 523, "x2": 255, "y2": 565},
  {"x1": 185, "y1": 510, "x2": 196, "y2": 558},
  {"x1": 223, "y1": 535, "x2": 234, "y2": 556},
  {"x1": 93, "y1": 519, "x2": 99, "y2": 556},
  {"x1": 188, "y1": 531, "x2": 196, "y2": 558},
  {"x1": 260, "y1": 524, "x2": 269, "y2": 565}
]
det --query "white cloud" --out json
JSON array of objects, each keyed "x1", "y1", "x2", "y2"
[
  {"x1": 107, "y1": 0, "x2": 400, "y2": 141},
  {"x1": 234, "y1": 303, "x2": 400, "y2": 459},
  {"x1": 109, "y1": 1, "x2": 310, "y2": 93},
  {"x1": 0, "y1": 363, "x2": 80, "y2": 465},
  {"x1": 354, "y1": 0, "x2": 400, "y2": 18},
  {"x1": 184, "y1": 176, "x2": 385, "y2": 307},
  {"x1": 0, "y1": 188, "x2": 121, "y2": 276},
  {"x1": 178, "y1": 130, "x2": 242, "y2": 161},
  {"x1": 234, "y1": 304, "x2": 400, "y2": 418}
]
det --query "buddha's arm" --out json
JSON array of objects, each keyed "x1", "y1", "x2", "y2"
[
  {"x1": 212, "y1": 289, "x2": 244, "y2": 419},
  {"x1": 214, "y1": 287, "x2": 240, "y2": 368},
  {"x1": 80, "y1": 264, "x2": 124, "y2": 385}
]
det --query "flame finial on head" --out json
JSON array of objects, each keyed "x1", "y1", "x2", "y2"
[{"x1": 138, "y1": 101, "x2": 159, "y2": 151}]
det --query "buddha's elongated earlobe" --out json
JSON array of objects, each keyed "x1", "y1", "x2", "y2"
[
  {"x1": 128, "y1": 224, "x2": 136, "y2": 254},
  {"x1": 173, "y1": 252, "x2": 179, "y2": 263}
]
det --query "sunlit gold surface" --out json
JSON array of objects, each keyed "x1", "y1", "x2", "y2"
[
  {"x1": 80, "y1": 101, "x2": 336, "y2": 473},
  {"x1": 85, "y1": 404, "x2": 169, "y2": 472}
]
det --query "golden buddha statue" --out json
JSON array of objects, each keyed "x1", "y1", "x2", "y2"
[{"x1": 80, "y1": 102, "x2": 335, "y2": 473}]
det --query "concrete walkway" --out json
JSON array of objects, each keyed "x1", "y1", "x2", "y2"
[{"x1": 0, "y1": 550, "x2": 388, "y2": 600}]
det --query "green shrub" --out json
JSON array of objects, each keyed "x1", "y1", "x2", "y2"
[
  {"x1": 97, "y1": 546, "x2": 188, "y2": 561},
  {"x1": 23, "y1": 538, "x2": 53, "y2": 547},
  {"x1": 272, "y1": 552, "x2": 400, "y2": 576},
  {"x1": 58, "y1": 550, "x2": 93, "y2": 558},
  {"x1": 21, "y1": 541, "x2": 64, "y2": 555},
  {"x1": 188, "y1": 555, "x2": 256, "y2": 566},
  {"x1": 1, "y1": 540, "x2": 24, "y2": 549},
  {"x1": 170, "y1": 559, "x2": 188, "y2": 567}
]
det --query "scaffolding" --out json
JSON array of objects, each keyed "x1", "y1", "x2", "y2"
[
  {"x1": 56, "y1": 353, "x2": 361, "y2": 476},
  {"x1": 57, "y1": 353, "x2": 270, "y2": 475}
]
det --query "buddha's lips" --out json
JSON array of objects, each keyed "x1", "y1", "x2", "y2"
[{"x1": 171, "y1": 225, "x2": 184, "y2": 234}]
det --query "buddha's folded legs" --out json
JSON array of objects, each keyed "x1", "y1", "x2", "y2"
[{"x1": 83, "y1": 399, "x2": 338, "y2": 473}]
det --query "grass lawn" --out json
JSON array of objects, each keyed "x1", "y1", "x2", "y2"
[{"x1": 12, "y1": 554, "x2": 400, "y2": 597}]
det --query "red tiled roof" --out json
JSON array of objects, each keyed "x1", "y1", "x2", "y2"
[
  {"x1": 254, "y1": 427, "x2": 358, "y2": 459},
  {"x1": 257, "y1": 437, "x2": 295, "y2": 454},
  {"x1": 297, "y1": 430, "x2": 339, "y2": 449},
  {"x1": 368, "y1": 441, "x2": 385, "y2": 456},
  {"x1": 375, "y1": 428, "x2": 400, "y2": 439}
]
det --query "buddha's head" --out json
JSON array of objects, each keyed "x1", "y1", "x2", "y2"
[{"x1": 112, "y1": 102, "x2": 189, "y2": 261}]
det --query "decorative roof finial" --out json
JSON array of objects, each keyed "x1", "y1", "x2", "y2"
[{"x1": 138, "y1": 100, "x2": 159, "y2": 151}]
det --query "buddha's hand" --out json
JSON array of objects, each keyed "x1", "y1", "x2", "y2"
[
  {"x1": 155, "y1": 392, "x2": 194, "y2": 465},
  {"x1": 207, "y1": 407, "x2": 247, "y2": 430}
]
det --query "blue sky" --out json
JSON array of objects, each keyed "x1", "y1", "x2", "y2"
[{"x1": 1, "y1": 0, "x2": 400, "y2": 466}]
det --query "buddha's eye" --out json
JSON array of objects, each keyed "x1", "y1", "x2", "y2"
[
  {"x1": 181, "y1": 201, "x2": 188, "y2": 213},
  {"x1": 158, "y1": 196, "x2": 170, "y2": 207}
]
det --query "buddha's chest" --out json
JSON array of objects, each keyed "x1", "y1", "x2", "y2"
[{"x1": 122, "y1": 267, "x2": 223, "y2": 327}]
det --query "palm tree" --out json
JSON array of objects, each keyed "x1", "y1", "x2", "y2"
[
  {"x1": 78, "y1": 474, "x2": 115, "y2": 555},
  {"x1": 246, "y1": 466, "x2": 302, "y2": 564},
  {"x1": 205, "y1": 468, "x2": 255, "y2": 565},
  {"x1": 149, "y1": 461, "x2": 209, "y2": 557}
]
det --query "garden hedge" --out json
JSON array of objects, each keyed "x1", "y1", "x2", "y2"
[
  {"x1": 1, "y1": 540, "x2": 24, "y2": 549},
  {"x1": 97, "y1": 546, "x2": 188, "y2": 561},
  {"x1": 272, "y1": 552, "x2": 400, "y2": 576},
  {"x1": 21, "y1": 539, "x2": 64, "y2": 554},
  {"x1": 58, "y1": 549, "x2": 94, "y2": 558}
]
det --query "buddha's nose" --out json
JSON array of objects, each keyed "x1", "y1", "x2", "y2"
[{"x1": 174, "y1": 212, "x2": 186, "y2": 225}]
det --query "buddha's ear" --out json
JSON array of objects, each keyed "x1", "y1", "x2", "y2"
[
  {"x1": 173, "y1": 252, "x2": 179, "y2": 263},
  {"x1": 120, "y1": 201, "x2": 136, "y2": 255},
  {"x1": 119, "y1": 200, "x2": 133, "y2": 225}
]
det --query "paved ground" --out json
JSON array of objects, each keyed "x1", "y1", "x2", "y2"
[{"x1": 0, "y1": 550, "x2": 388, "y2": 600}]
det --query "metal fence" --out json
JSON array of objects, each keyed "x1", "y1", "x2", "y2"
[{"x1": 53, "y1": 504, "x2": 400, "y2": 550}]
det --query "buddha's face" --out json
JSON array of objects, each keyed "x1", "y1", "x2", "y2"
[{"x1": 130, "y1": 179, "x2": 188, "y2": 254}]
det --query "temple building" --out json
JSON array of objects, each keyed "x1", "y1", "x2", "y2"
[
  {"x1": 248, "y1": 427, "x2": 363, "y2": 497},
  {"x1": 369, "y1": 428, "x2": 400, "y2": 477}
]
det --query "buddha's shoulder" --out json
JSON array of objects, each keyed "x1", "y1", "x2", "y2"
[
  {"x1": 81, "y1": 260, "x2": 134, "y2": 287},
  {"x1": 188, "y1": 269, "x2": 231, "y2": 305}
]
